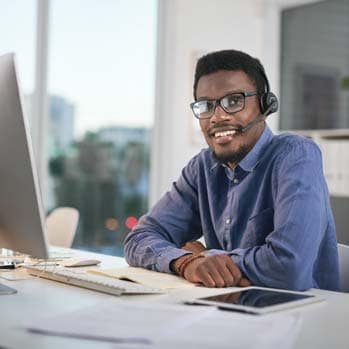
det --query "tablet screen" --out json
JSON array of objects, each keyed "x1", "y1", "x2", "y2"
[{"x1": 199, "y1": 289, "x2": 314, "y2": 308}]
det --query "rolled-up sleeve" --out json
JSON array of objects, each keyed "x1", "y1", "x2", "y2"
[
  {"x1": 230, "y1": 142, "x2": 328, "y2": 290},
  {"x1": 124, "y1": 156, "x2": 203, "y2": 273}
]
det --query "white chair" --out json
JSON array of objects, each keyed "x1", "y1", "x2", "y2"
[
  {"x1": 46, "y1": 207, "x2": 79, "y2": 248},
  {"x1": 338, "y1": 243, "x2": 349, "y2": 292}
]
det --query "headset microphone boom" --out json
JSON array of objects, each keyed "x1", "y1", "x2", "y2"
[{"x1": 240, "y1": 93, "x2": 278, "y2": 133}]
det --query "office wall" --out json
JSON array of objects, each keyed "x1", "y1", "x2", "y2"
[
  {"x1": 280, "y1": 0, "x2": 349, "y2": 130},
  {"x1": 150, "y1": 0, "x2": 265, "y2": 204},
  {"x1": 150, "y1": 0, "x2": 323, "y2": 205}
]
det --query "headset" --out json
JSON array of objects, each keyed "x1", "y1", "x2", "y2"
[
  {"x1": 240, "y1": 66, "x2": 279, "y2": 133},
  {"x1": 257, "y1": 66, "x2": 279, "y2": 116}
]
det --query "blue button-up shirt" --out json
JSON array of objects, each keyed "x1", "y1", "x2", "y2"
[{"x1": 124, "y1": 126, "x2": 339, "y2": 291}]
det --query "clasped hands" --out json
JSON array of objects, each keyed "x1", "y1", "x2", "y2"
[{"x1": 171, "y1": 241, "x2": 251, "y2": 288}]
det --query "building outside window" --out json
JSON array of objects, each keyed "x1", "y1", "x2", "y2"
[
  {"x1": 47, "y1": 0, "x2": 157, "y2": 255},
  {"x1": 0, "y1": 0, "x2": 157, "y2": 256}
]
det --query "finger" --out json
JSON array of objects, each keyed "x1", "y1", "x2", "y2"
[
  {"x1": 182, "y1": 241, "x2": 206, "y2": 254},
  {"x1": 209, "y1": 256, "x2": 236, "y2": 287},
  {"x1": 195, "y1": 265, "x2": 217, "y2": 287},
  {"x1": 183, "y1": 258, "x2": 216, "y2": 287},
  {"x1": 238, "y1": 277, "x2": 251, "y2": 287},
  {"x1": 223, "y1": 255, "x2": 242, "y2": 284},
  {"x1": 201, "y1": 259, "x2": 228, "y2": 288},
  {"x1": 193, "y1": 259, "x2": 225, "y2": 287},
  {"x1": 190, "y1": 241, "x2": 206, "y2": 252}
]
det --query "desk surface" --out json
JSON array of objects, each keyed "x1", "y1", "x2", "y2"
[{"x1": 1, "y1": 248, "x2": 349, "y2": 349}]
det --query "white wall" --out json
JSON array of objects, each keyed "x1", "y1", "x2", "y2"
[
  {"x1": 150, "y1": 0, "x2": 322, "y2": 205},
  {"x1": 150, "y1": 0, "x2": 265, "y2": 204}
]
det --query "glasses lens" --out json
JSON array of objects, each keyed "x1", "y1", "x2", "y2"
[
  {"x1": 221, "y1": 93, "x2": 244, "y2": 113},
  {"x1": 192, "y1": 100, "x2": 215, "y2": 119}
]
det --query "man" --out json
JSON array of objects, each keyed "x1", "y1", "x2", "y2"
[{"x1": 124, "y1": 50, "x2": 339, "y2": 291}]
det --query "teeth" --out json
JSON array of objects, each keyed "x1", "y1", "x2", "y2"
[{"x1": 214, "y1": 130, "x2": 237, "y2": 138}]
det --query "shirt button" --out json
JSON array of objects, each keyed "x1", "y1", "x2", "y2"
[
  {"x1": 233, "y1": 178, "x2": 239, "y2": 184},
  {"x1": 226, "y1": 219, "x2": 230, "y2": 224}
]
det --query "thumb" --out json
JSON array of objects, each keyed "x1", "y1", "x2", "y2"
[{"x1": 238, "y1": 277, "x2": 251, "y2": 287}]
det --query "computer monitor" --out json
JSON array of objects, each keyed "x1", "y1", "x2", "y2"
[{"x1": 0, "y1": 53, "x2": 48, "y2": 293}]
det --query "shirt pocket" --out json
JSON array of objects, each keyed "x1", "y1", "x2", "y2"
[{"x1": 241, "y1": 207, "x2": 274, "y2": 247}]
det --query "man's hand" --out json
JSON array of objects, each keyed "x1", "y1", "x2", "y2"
[
  {"x1": 173, "y1": 254, "x2": 251, "y2": 288},
  {"x1": 183, "y1": 254, "x2": 250, "y2": 287},
  {"x1": 181, "y1": 241, "x2": 206, "y2": 254}
]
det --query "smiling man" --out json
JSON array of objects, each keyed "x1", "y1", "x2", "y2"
[{"x1": 124, "y1": 50, "x2": 339, "y2": 291}]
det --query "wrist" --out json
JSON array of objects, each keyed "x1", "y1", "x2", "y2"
[
  {"x1": 181, "y1": 241, "x2": 206, "y2": 254},
  {"x1": 170, "y1": 254, "x2": 192, "y2": 275},
  {"x1": 174, "y1": 254, "x2": 205, "y2": 278}
]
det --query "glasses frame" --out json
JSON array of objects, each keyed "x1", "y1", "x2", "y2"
[{"x1": 190, "y1": 91, "x2": 258, "y2": 119}]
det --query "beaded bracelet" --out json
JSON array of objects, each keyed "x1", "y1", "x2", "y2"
[
  {"x1": 178, "y1": 254, "x2": 205, "y2": 278},
  {"x1": 171, "y1": 253, "x2": 192, "y2": 275}
]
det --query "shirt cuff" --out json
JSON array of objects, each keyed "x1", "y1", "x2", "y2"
[
  {"x1": 202, "y1": 249, "x2": 228, "y2": 256},
  {"x1": 203, "y1": 249, "x2": 244, "y2": 271},
  {"x1": 228, "y1": 249, "x2": 244, "y2": 272},
  {"x1": 200, "y1": 248, "x2": 247, "y2": 279},
  {"x1": 157, "y1": 248, "x2": 192, "y2": 274},
  {"x1": 196, "y1": 248, "x2": 246, "y2": 278}
]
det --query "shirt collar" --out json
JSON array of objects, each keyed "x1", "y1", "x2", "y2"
[
  {"x1": 238, "y1": 124, "x2": 274, "y2": 172},
  {"x1": 209, "y1": 124, "x2": 274, "y2": 172}
]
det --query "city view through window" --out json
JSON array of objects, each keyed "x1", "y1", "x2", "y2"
[
  {"x1": 47, "y1": 96, "x2": 151, "y2": 255},
  {"x1": 47, "y1": 0, "x2": 157, "y2": 256},
  {"x1": 1, "y1": 0, "x2": 158, "y2": 257}
]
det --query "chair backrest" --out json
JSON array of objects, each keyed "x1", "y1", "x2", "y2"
[
  {"x1": 338, "y1": 243, "x2": 349, "y2": 292},
  {"x1": 46, "y1": 207, "x2": 79, "y2": 248}
]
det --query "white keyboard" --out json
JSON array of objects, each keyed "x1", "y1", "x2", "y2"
[{"x1": 25, "y1": 266, "x2": 163, "y2": 296}]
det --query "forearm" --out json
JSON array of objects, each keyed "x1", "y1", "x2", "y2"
[
  {"x1": 205, "y1": 212, "x2": 323, "y2": 290},
  {"x1": 170, "y1": 252, "x2": 251, "y2": 288},
  {"x1": 230, "y1": 218, "x2": 323, "y2": 290},
  {"x1": 231, "y1": 142, "x2": 328, "y2": 290},
  {"x1": 202, "y1": 243, "x2": 311, "y2": 290},
  {"x1": 124, "y1": 158, "x2": 203, "y2": 272},
  {"x1": 124, "y1": 229, "x2": 191, "y2": 273},
  {"x1": 230, "y1": 246, "x2": 307, "y2": 290}
]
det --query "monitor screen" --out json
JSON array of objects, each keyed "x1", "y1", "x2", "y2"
[{"x1": 0, "y1": 53, "x2": 48, "y2": 259}]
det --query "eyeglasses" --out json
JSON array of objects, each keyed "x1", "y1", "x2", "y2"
[{"x1": 190, "y1": 91, "x2": 257, "y2": 119}]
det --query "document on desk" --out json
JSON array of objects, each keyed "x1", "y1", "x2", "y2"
[
  {"x1": 0, "y1": 268, "x2": 30, "y2": 280},
  {"x1": 25, "y1": 300, "x2": 302, "y2": 349},
  {"x1": 88, "y1": 266, "x2": 194, "y2": 289},
  {"x1": 26, "y1": 301, "x2": 214, "y2": 345}
]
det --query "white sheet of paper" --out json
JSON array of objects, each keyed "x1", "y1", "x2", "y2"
[
  {"x1": 26, "y1": 300, "x2": 301, "y2": 349},
  {"x1": 88, "y1": 266, "x2": 194, "y2": 289},
  {"x1": 0, "y1": 268, "x2": 30, "y2": 280},
  {"x1": 26, "y1": 301, "x2": 214, "y2": 344}
]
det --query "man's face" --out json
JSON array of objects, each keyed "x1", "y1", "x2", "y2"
[{"x1": 196, "y1": 70, "x2": 264, "y2": 168}]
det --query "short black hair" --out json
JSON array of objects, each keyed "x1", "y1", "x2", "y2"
[{"x1": 193, "y1": 50, "x2": 269, "y2": 100}]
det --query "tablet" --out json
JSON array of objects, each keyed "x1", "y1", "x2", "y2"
[{"x1": 193, "y1": 286, "x2": 324, "y2": 314}]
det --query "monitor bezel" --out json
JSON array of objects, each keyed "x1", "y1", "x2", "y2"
[{"x1": 0, "y1": 52, "x2": 48, "y2": 259}]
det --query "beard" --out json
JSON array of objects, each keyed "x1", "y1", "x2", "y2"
[{"x1": 212, "y1": 143, "x2": 250, "y2": 166}]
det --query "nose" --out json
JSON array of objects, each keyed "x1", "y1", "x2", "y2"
[{"x1": 210, "y1": 104, "x2": 232, "y2": 123}]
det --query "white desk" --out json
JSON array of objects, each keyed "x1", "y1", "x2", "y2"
[{"x1": 1, "y1": 249, "x2": 349, "y2": 349}]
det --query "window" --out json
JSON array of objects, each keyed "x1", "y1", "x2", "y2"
[
  {"x1": 47, "y1": 0, "x2": 157, "y2": 255},
  {"x1": 280, "y1": 0, "x2": 349, "y2": 130},
  {"x1": 0, "y1": 0, "x2": 36, "y2": 125}
]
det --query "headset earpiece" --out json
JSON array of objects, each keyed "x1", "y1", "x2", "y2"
[
  {"x1": 256, "y1": 64, "x2": 279, "y2": 117},
  {"x1": 260, "y1": 92, "x2": 278, "y2": 116}
]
